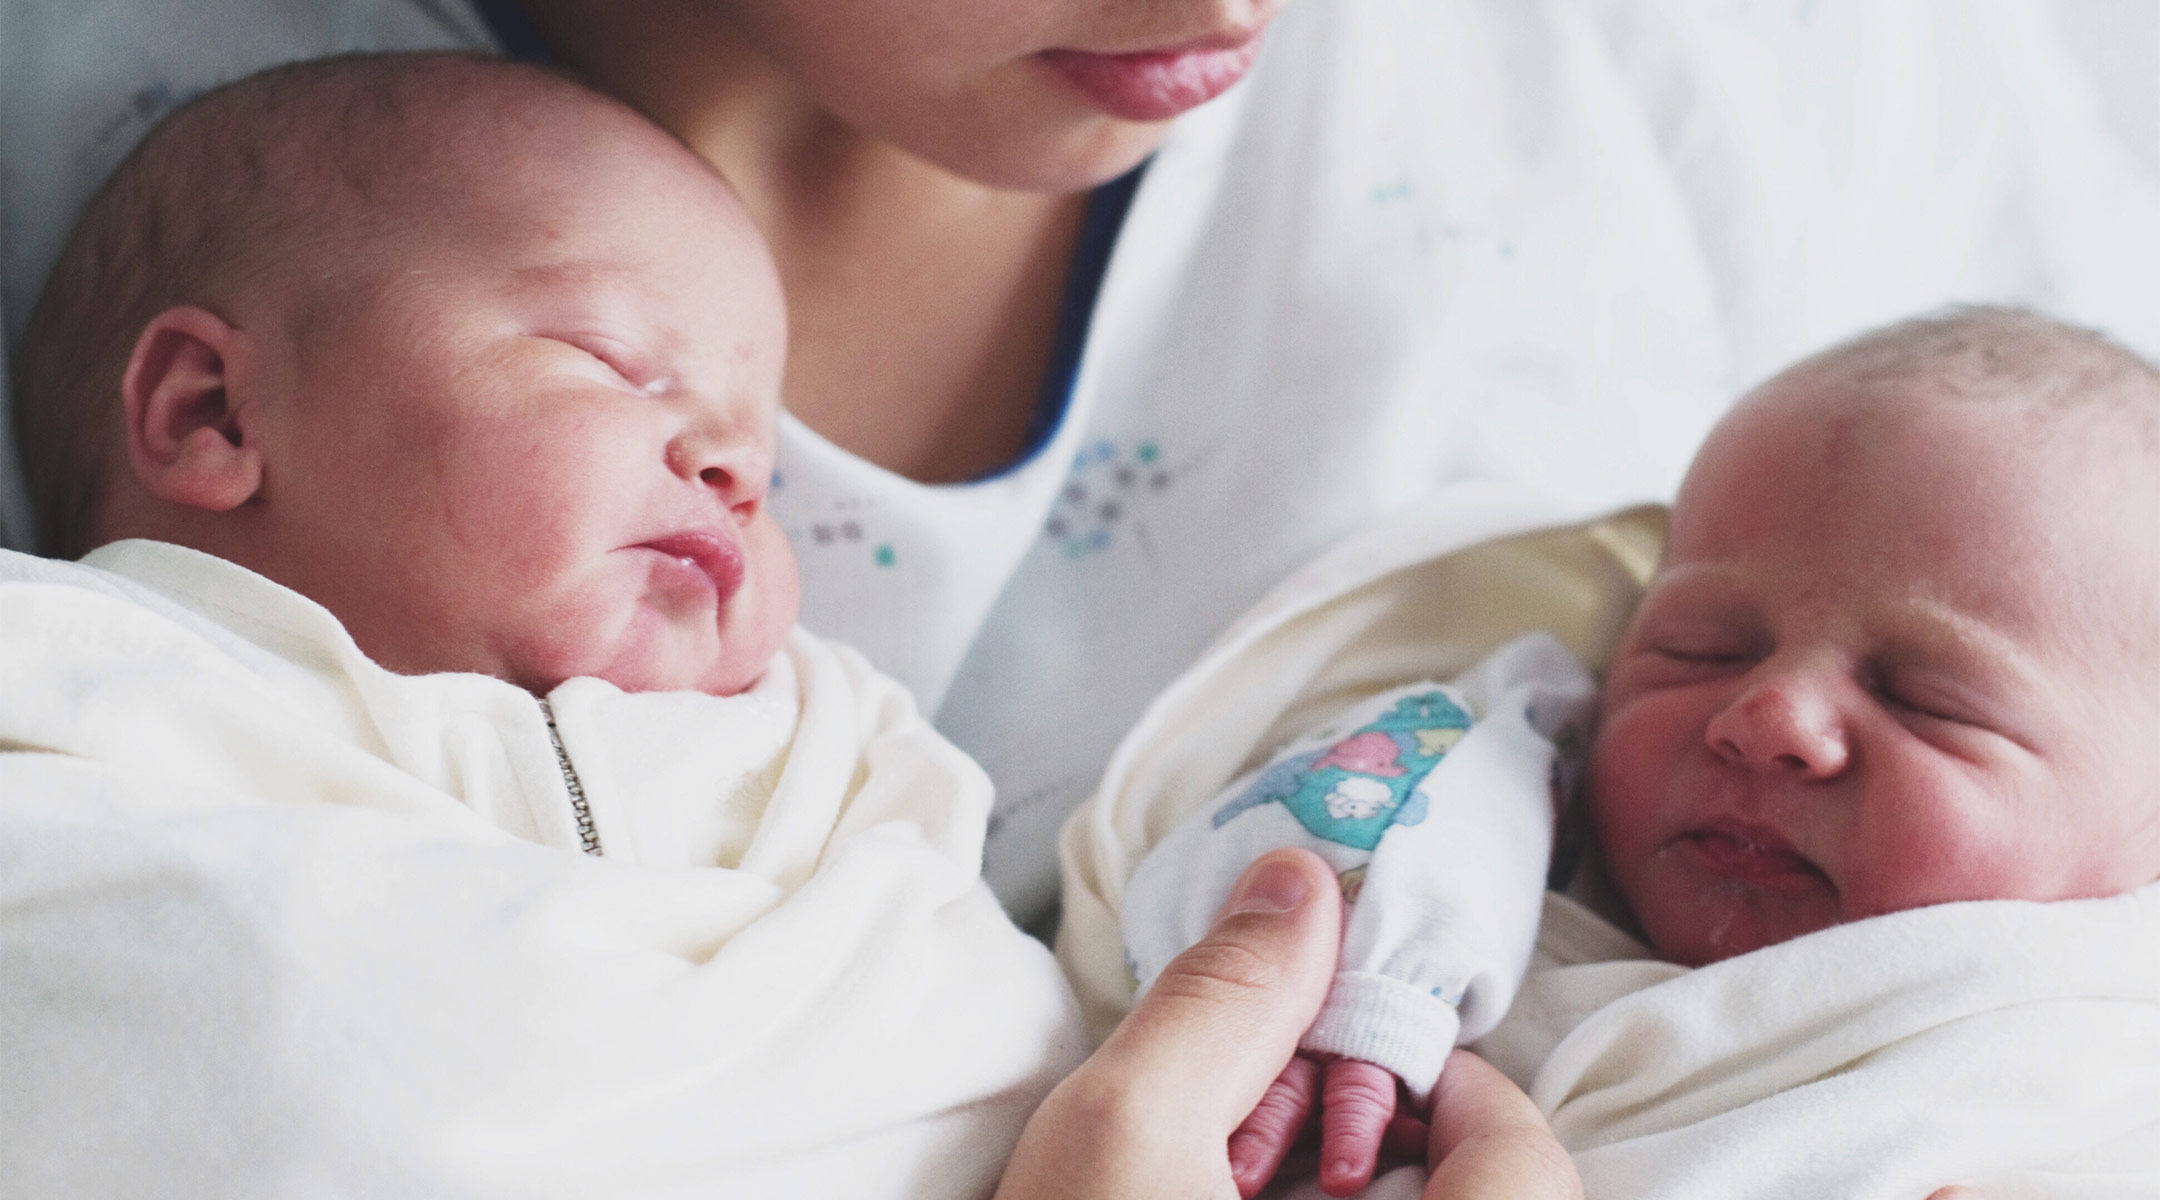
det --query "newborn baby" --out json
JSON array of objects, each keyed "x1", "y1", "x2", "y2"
[
  {"x1": 17, "y1": 52, "x2": 795, "y2": 697},
  {"x1": 1591, "y1": 309, "x2": 2160, "y2": 965},
  {"x1": 1122, "y1": 306, "x2": 2160, "y2": 1196},
  {"x1": 2, "y1": 52, "x2": 1080, "y2": 1196}
]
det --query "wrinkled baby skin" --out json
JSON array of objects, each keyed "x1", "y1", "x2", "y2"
[
  {"x1": 1228, "y1": 1054, "x2": 1423, "y2": 1197},
  {"x1": 1592, "y1": 374, "x2": 2160, "y2": 966},
  {"x1": 148, "y1": 86, "x2": 799, "y2": 697}
]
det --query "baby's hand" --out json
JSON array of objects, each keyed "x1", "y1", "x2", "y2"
[{"x1": 1226, "y1": 1054, "x2": 1424, "y2": 1198}]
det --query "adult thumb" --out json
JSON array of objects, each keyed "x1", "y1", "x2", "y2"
[
  {"x1": 994, "y1": 851, "x2": 1343, "y2": 1200},
  {"x1": 1089, "y1": 848, "x2": 1344, "y2": 1132}
]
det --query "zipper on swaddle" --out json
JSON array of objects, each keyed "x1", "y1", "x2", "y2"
[{"x1": 537, "y1": 698, "x2": 603, "y2": 857}]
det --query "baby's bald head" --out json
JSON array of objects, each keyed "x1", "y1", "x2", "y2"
[
  {"x1": 1701, "y1": 305, "x2": 2160, "y2": 672},
  {"x1": 1758, "y1": 304, "x2": 2160, "y2": 420},
  {"x1": 14, "y1": 53, "x2": 690, "y2": 557}
]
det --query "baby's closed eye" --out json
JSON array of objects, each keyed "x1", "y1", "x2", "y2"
[{"x1": 545, "y1": 330, "x2": 666, "y2": 393}]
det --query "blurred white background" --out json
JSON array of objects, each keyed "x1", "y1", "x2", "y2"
[{"x1": 2058, "y1": 0, "x2": 2160, "y2": 179}]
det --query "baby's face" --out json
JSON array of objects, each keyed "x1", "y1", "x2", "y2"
[
  {"x1": 240, "y1": 119, "x2": 797, "y2": 696},
  {"x1": 1590, "y1": 378, "x2": 2160, "y2": 965}
]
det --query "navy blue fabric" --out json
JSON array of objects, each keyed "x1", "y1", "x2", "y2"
[
  {"x1": 472, "y1": 0, "x2": 556, "y2": 63},
  {"x1": 990, "y1": 161, "x2": 1146, "y2": 481}
]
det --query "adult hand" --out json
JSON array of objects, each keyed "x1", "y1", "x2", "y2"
[
  {"x1": 1422, "y1": 1049, "x2": 1581, "y2": 1200},
  {"x1": 995, "y1": 849, "x2": 1343, "y2": 1200}
]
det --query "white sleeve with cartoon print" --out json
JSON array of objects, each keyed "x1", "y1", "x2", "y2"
[{"x1": 1121, "y1": 632, "x2": 1594, "y2": 1101}]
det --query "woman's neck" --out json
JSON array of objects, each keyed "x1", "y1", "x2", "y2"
[{"x1": 520, "y1": 0, "x2": 1091, "y2": 483}]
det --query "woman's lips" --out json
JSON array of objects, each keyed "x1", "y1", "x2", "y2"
[
  {"x1": 1679, "y1": 822, "x2": 1824, "y2": 886},
  {"x1": 1038, "y1": 37, "x2": 1264, "y2": 122},
  {"x1": 641, "y1": 531, "x2": 746, "y2": 608}
]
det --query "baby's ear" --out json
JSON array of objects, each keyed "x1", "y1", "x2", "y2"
[{"x1": 121, "y1": 306, "x2": 265, "y2": 512}]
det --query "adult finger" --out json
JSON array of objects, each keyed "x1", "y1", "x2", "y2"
[
  {"x1": 1425, "y1": 1050, "x2": 1580, "y2": 1200},
  {"x1": 1086, "y1": 848, "x2": 1344, "y2": 1130},
  {"x1": 995, "y1": 849, "x2": 1343, "y2": 1200}
]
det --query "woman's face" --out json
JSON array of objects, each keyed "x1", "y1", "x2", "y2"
[{"x1": 705, "y1": 0, "x2": 1288, "y2": 190}]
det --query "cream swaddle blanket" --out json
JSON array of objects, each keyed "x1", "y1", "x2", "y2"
[
  {"x1": 0, "y1": 541, "x2": 1085, "y2": 1199},
  {"x1": 1471, "y1": 886, "x2": 2160, "y2": 1199},
  {"x1": 1056, "y1": 484, "x2": 2160, "y2": 1198}
]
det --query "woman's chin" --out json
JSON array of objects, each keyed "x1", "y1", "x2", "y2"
[{"x1": 884, "y1": 93, "x2": 1170, "y2": 194}]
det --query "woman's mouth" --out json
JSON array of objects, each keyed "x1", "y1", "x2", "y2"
[{"x1": 1038, "y1": 35, "x2": 1265, "y2": 123}]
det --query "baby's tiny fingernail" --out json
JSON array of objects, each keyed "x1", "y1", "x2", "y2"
[{"x1": 1225, "y1": 856, "x2": 1312, "y2": 916}]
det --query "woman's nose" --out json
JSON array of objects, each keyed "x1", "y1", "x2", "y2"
[{"x1": 1704, "y1": 668, "x2": 1851, "y2": 779}]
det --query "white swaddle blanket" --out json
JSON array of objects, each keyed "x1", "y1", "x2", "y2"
[
  {"x1": 1475, "y1": 887, "x2": 2160, "y2": 1199},
  {"x1": 0, "y1": 541, "x2": 1086, "y2": 1199},
  {"x1": 1057, "y1": 487, "x2": 2160, "y2": 1197}
]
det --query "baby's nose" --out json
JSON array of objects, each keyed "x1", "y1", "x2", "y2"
[
  {"x1": 1705, "y1": 671, "x2": 1851, "y2": 779},
  {"x1": 667, "y1": 422, "x2": 772, "y2": 517}
]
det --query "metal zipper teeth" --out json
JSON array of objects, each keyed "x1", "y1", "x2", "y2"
[{"x1": 537, "y1": 698, "x2": 603, "y2": 857}]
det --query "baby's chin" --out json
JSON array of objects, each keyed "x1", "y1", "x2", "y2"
[
  {"x1": 548, "y1": 639, "x2": 765, "y2": 698},
  {"x1": 571, "y1": 614, "x2": 788, "y2": 697},
  {"x1": 495, "y1": 572, "x2": 797, "y2": 697},
  {"x1": 1643, "y1": 883, "x2": 1840, "y2": 967}
]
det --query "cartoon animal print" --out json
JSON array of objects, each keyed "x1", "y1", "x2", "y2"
[
  {"x1": 1212, "y1": 689, "x2": 1474, "y2": 851},
  {"x1": 1338, "y1": 865, "x2": 1370, "y2": 905}
]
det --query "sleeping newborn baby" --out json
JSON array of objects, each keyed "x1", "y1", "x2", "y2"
[
  {"x1": 1, "y1": 52, "x2": 1081, "y2": 1196},
  {"x1": 17, "y1": 52, "x2": 797, "y2": 696},
  {"x1": 1120, "y1": 306, "x2": 2160, "y2": 1196}
]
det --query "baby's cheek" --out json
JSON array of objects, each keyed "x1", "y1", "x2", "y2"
[
  {"x1": 1841, "y1": 818, "x2": 2024, "y2": 917},
  {"x1": 750, "y1": 521, "x2": 802, "y2": 638},
  {"x1": 699, "y1": 523, "x2": 799, "y2": 697},
  {"x1": 1584, "y1": 747, "x2": 1660, "y2": 872}
]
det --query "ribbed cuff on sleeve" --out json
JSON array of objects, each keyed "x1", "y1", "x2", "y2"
[{"x1": 1300, "y1": 969, "x2": 1463, "y2": 1103}]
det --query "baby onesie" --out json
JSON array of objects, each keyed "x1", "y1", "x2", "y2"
[{"x1": 1121, "y1": 632, "x2": 1593, "y2": 1099}]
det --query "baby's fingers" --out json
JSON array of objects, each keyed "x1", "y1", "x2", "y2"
[
  {"x1": 1318, "y1": 1057, "x2": 1398, "y2": 1197},
  {"x1": 1229, "y1": 1056, "x2": 1321, "y2": 1198}
]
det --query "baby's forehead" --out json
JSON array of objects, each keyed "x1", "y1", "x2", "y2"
[
  {"x1": 1739, "y1": 308, "x2": 2160, "y2": 446},
  {"x1": 1703, "y1": 315, "x2": 2160, "y2": 509},
  {"x1": 203, "y1": 57, "x2": 707, "y2": 235},
  {"x1": 1679, "y1": 373, "x2": 2159, "y2": 666},
  {"x1": 239, "y1": 69, "x2": 754, "y2": 298}
]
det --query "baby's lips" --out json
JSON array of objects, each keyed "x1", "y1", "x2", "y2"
[
  {"x1": 1682, "y1": 819, "x2": 1824, "y2": 885},
  {"x1": 641, "y1": 529, "x2": 747, "y2": 605}
]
